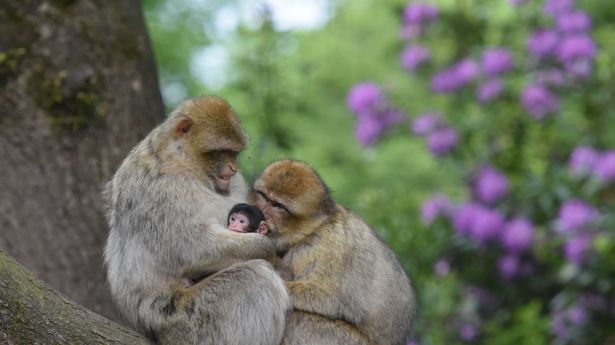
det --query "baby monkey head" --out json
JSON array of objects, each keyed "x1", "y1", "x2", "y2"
[
  {"x1": 253, "y1": 160, "x2": 336, "y2": 248},
  {"x1": 170, "y1": 96, "x2": 249, "y2": 193},
  {"x1": 228, "y1": 203, "x2": 266, "y2": 233}
]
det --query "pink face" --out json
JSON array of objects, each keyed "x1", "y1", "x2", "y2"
[{"x1": 228, "y1": 212, "x2": 250, "y2": 233}]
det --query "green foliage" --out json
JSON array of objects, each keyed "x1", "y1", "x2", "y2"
[
  {"x1": 141, "y1": 0, "x2": 231, "y2": 100},
  {"x1": 144, "y1": 0, "x2": 615, "y2": 343},
  {"x1": 483, "y1": 301, "x2": 549, "y2": 345}
]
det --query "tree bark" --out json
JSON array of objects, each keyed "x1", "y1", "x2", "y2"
[
  {"x1": 0, "y1": 0, "x2": 164, "y2": 322},
  {"x1": 0, "y1": 251, "x2": 152, "y2": 344}
]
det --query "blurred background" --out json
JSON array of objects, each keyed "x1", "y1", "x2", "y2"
[
  {"x1": 2, "y1": 0, "x2": 615, "y2": 343},
  {"x1": 143, "y1": 0, "x2": 615, "y2": 342}
]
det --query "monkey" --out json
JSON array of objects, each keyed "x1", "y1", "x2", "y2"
[
  {"x1": 103, "y1": 96, "x2": 290, "y2": 345},
  {"x1": 228, "y1": 203, "x2": 269, "y2": 234},
  {"x1": 252, "y1": 159, "x2": 416, "y2": 345}
]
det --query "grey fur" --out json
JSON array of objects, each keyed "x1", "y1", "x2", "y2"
[{"x1": 103, "y1": 100, "x2": 290, "y2": 345}]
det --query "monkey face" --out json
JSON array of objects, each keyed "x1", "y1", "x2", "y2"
[
  {"x1": 205, "y1": 150, "x2": 239, "y2": 193},
  {"x1": 254, "y1": 190, "x2": 290, "y2": 236},
  {"x1": 228, "y1": 212, "x2": 250, "y2": 233},
  {"x1": 253, "y1": 160, "x2": 336, "y2": 247},
  {"x1": 171, "y1": 97, "x2": 248, "y2": 194}
]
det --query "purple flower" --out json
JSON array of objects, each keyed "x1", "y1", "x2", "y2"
[
  {"x1": 458, "y1": 324, "x2": 477, "y2": 341},
  {"x1": 521, "y1": 84, "x2": 559, "y2": 119},
  {"x1": 411, "y1": 112, "x2": 441, "y2": 136},
  {"x1": 470, "y1": 207, "x2": 504, "y2": 243},
  {"x1": 353, "y1": 107, "x2": 404, "y2": 147},
  {"x1": 401, "y1": 45, "x2": 430, "y2": 72},
  {"x1": 354, "y1": 116, "x2": 382, "y2": 147},
  {"x1": 452, "y1": 203, "x2": 483, "y2": 235},
  {"x1": 421, "y1": 193, "x2": 452, "y2": 225},
  {"x1": 527, "y1": 30, "x2": 559, "y2": 58},
  {"x1": 557, "y1": 35, "x2": 597, "y2": 63},
  {"x1": 434, "y1": 259, "x2": 450, "y2": 277},
  {"x1": 567, "y1": 305, "x2": 588, "y2": 325},
  {"x1": 543, "y1": 0, "x2": 575, "y2": 16},
  {"x1": 568, "y1": 146, "x2": 598, "y2": 176},
  {"x1": 427, "y1": 127, "x2": 458, "y2": 156},
  {"x1": 498, "y1": 254, "x2": 520, "y2": 279},
  {"x1": 481, "y1": 48, "x2": 513, "y2": 76},
  {"x1": 400, "y1": 2, "x2": 438, "y2": 39},
  {"x1": 347, "y1": 83, "x2": 406, "y2": 147},
  {"x1": 476, "y1": 79, "x2": 504, "y2": 103},
  {"x1": 347, "y1": 83, "x2": 382, "y2": 115},
  {"x1": 593, "y1": 151, "x2": 615, "y2": 182},
  {"x1": 557, "y1": 11, "x2": 591, "y2": 33},
  {"x1": 557, "y1": 199, "x2": 597, "y2": 232},
  {"x1": 501, "y1": 217, "x2": 535, "y2": 253},
  {"x1": 474, "y1": 166, "x2": 509, "y2": 204},
  {"x1": 455, "y1": 59, "x2": 480, "y2": 83},
  {"x1": 431, "y1": 59, "x2": 478, "y2": 93},
  {"x1": 453, "y1": 204, "x2": 505, "y2": 244},
  {"x1": 453, "y1": 204, "x2": 505, "y2": 243},
  {"x1": 403, "y1": 3, "x2": 439, "y2": 24}
]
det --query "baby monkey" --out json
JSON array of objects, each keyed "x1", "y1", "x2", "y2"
[
  {"x1": 182, "y1": 206, "x2": 270, "y2": 288},
  {"x1": 228, "y1": 203, "x2": 269, "y2": 235}
]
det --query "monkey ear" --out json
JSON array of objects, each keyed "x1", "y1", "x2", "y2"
[{"x1": 175, "y1": 117, "x2": 193, "y2": 137}]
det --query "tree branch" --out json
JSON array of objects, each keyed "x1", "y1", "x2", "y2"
[{"x1": 0, "y1": 251, "x2": 152, "y2": 345}]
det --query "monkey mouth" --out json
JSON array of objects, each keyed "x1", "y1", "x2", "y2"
[
  {"x1": 215, "y1": 175, "x2": 233, "y2": 187},
  {"x1": 217, "y1": 175, "x2": 232, "y2": 181}
]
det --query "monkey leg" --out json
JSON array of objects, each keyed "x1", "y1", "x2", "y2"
[
  {"x1": 159, "y1": 259, "x2": 289, "y2": 345},
  {"x1": 281, "y1": 311, "x2": 370, "y2": 345}
]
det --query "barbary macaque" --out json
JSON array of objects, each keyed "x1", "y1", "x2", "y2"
[
  {"x1": 103, "y1": 97, "x2": 290, "y2": 345},
  {"x1": 228, "y1": 203, "x2": 269, "y2": 234},
  {"x1": 253, "y1": 159, "x2": 416, "y2": 345}
]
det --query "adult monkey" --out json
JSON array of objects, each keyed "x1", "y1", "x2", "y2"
[
  {"x1": 253, "y1": 160, "x2": 415, "y2": 345},
  {"x1": 103, "y1": 97, "x2": 290, "y2": 345}
]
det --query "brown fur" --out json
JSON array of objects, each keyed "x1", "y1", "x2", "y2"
[
  {"x1": 253, "y1": 160, "x2": 415, "y2": 345},
  {"x1": 103, "y1": 97, "x2": 289, "y2": 345}
]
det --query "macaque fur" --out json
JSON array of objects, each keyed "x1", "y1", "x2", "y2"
[
  {"x1": 253, "y1": 160, "x2": 416, "y2": 345},
  {"x1": 103, "y1": 97, "x2": 290, "y2": 345}
]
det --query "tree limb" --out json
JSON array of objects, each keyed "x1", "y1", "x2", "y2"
[{"x1": 0, "y1": 251, "x2": 152, "y2": 345}]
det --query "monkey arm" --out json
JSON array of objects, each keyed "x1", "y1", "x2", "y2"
[
  {"x1": 181, "y1": 223, "x2": 275, "y2": 275},
  {"x1": 287, "y1": 280, "x2": 365, "y2": 325}
]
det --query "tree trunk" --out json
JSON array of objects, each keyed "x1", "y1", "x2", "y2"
[
  {"x1": 0, "y1": 251, "x2": 152, "y2": 344},
  {"x1": 0, "y1": 0, "x2": 164, "y2": 322}
]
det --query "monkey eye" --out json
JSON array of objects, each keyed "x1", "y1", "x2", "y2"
[
  {"x1": 240, "y1": 219, "x2": 245, "y2": 224},
  {"x1": 256, "y1": 191, "x2": 269, "y2": 202},
  {"x1": 271, "y1": 201, "x2": 288, "y2": 213}
]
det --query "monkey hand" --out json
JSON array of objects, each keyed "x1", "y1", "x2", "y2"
[{"x1": 257, "y1": 220, "x2": 269, "y2": 235}]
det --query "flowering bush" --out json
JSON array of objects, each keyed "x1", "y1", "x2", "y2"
[{"x1": 346, "y1": 0, "x2": 615, "y2": 343}]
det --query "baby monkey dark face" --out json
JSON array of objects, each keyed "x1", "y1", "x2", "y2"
[{"x1": 227, "y1": 203, "x2": 268, "y2": 234}]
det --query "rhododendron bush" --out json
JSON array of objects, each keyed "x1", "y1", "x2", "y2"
[{"x1": 346, "y1": 0, "x2": 615, "y2": 343}]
